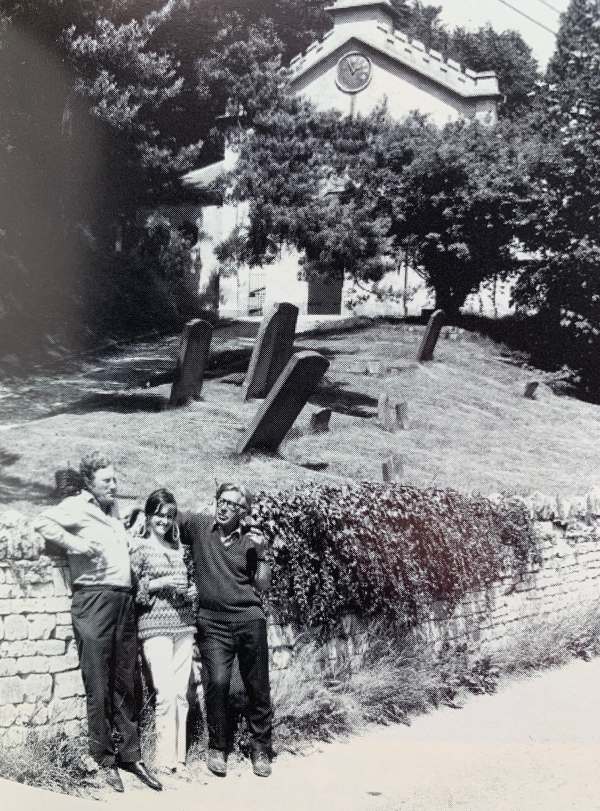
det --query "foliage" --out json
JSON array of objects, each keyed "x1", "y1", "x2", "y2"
[
  {"x1": 511, "y1": 0, "x2": 600, "y2": 390},
  {"x1": 252, "y1": 484, "x2": 538, "y2": 631},
  {"x1": 0, "y1": 729, "x2": 100, "y2": 798},
  {"x1": 226, "y1": 107, "x2": 531, "y2": 314}
]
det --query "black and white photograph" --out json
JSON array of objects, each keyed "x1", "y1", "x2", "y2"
[{"x1": 1, "y1": 0, "x2": 600, "y2": 808}]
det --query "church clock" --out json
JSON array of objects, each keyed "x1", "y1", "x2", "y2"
[{"x1": 336, "y1": 52, "x2": 372, "y2": 93}]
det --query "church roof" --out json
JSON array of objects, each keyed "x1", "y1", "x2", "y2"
[{"x1": 288, "y1": 7, "x2": 500, "y2": 101}]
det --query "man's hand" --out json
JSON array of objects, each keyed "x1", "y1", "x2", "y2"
[
  {"x1": 245, "y1": 526, "x2": 267, "y2": 559},
  {"x1": 71, "y1": 537, "x2": 104, "y2": 558}
]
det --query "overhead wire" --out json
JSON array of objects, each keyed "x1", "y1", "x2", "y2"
[
  {"x1": 493, "y1": 0, "x2": 559, "y2": 35},
  {"x1": 530, "y1": 0, "x2": 563, "y2": 15}
]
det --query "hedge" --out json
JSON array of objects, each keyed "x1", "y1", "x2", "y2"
[{"x1": 253, "y1": 484, "x2": 539, "y2": 631}]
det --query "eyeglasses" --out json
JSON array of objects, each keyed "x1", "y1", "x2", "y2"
[{"x1": 217, "y1": 497, "x2": 246, "y2": 511}]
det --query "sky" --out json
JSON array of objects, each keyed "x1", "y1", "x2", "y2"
[{"x1": 434, "y1": 0, "x2": 571, "y2": 69}]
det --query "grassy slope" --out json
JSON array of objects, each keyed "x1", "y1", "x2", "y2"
[{"x1": 4, "y1": 322, "x2": 600, "y2": 519}]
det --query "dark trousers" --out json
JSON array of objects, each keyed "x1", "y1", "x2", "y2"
[
  {"x1": 197, "y1": 616, "x2": 272, "y2": 754},
  {"x1": 71, "y1": 587, "x2": 141, "y2": 767}
]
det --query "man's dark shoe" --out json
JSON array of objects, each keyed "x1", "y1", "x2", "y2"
[
  {"x1": 251, "y1": 751, "x2": 272, "y2": 778},
  {"x1": 207, "y1": 748, "x2": 227, "y2": 777},
  {"x1": 119, "y1": 760, "x2": 162, "y2": 791},
  {"x1": 102, "y1": 765, "x2": 124, "y2": 793}
]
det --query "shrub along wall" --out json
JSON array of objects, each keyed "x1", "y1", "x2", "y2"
[{"x1": 1, "y1": 487, "x2": 600, "y2": 744}]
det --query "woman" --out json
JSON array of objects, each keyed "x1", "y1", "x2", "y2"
[{"x1": 129, "y1": 489, "x2": 196, "y2": 773}]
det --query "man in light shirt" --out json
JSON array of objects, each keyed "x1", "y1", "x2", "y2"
[{"x1": 34, "y1": 451, "x2": 161, "y2": 794}]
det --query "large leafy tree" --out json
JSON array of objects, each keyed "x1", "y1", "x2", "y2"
[{"x1": 0, "y1": 1, "x2": 202, "y2": 349}]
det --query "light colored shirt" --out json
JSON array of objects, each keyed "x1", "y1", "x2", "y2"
[{"x1": 34, "y1": 491, "x2": 132, "y2": 588}]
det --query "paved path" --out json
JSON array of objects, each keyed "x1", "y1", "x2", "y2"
[{"x1": 4, "y1": 657, "x2": 600, "y2": 810}]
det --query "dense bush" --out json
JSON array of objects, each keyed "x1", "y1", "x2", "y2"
[{"x1": 254, "y1": 484, "x2": 539, "y2": 630}]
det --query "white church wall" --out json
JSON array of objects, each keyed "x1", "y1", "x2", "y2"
[{"x1": 293, "y1": 41, "x2": 480, "y2": 126}]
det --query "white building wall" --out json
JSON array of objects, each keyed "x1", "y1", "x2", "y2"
[{"x1": 293, "y1": 42, "x2": 479, "y2": 127}]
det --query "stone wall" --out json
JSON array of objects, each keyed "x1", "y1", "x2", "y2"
[
  {"x1": 1, "y1": 501, "x2": 600, "y2": 746},
  {"x1": 267, "y1": 510, "x2": 600, "y2": 674},
  {"x1": 0, "y1": 560, "x2": 85, "y2": 747}
]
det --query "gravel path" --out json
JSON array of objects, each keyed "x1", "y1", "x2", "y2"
[{"x1": 6, "y1": 656, "x2": 600, "y2": 811}]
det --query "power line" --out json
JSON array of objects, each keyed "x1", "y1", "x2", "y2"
[
  {"x1": 530, "y1": 0, "x2": 562, "y2": 14},
  {"x1": 494, "y1": 0, "x2": 558, "y2": 35}
]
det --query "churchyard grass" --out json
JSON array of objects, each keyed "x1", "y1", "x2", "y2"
[{"x1": 4, "y1": 321, "x2": 600, "y2": 519}]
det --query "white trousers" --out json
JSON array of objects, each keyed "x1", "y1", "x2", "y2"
[{"x1": 142, "y1": 632, "x2": 195, "y2": 769}]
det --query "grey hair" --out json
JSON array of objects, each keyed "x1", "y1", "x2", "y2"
[
  {"x1": 215, "y1": 482, "x2": 252, "y2": 510},
  {"x1": 79, "y1": 451, "x2": 113, "y2": 485}
]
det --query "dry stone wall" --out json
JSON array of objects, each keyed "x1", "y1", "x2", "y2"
[{"x1": 1, "y1": 498, "x2": 600, "y2": 745}]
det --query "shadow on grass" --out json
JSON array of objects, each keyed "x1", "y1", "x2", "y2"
[
  {"x1": 0, "y1": 447, "x2": 55, "y2": 505},
  {"x1": 310, "y1": 380, "x2": 378, "y2": 418},
  {"x1": 57, "y1": 392, "x2": 167, "y2": 415}
]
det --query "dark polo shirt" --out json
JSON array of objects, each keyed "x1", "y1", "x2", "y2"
[{"x1": 178, "y1": 511, "x2": 265, "y2": 623}]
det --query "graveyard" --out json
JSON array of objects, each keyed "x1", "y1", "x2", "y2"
[{"x1": 4, "y1": 312, "x2": 600, "y2": 520}]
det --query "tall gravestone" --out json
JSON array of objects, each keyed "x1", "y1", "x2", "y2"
[
  {"x1": 237, "y1": 351, "x2": 330, "y2": 454},
  {"x1": 169, "y1": 318, "x2": 213, "y2": 408},
  {"x1": 382, "y1": 454, "x2": 404, "y2": 483},
  {"x1": 243, "y1": 302, "x2": 299, "y2": 400},
  {"x1": 377, "y1": 394, "x2": 408, "y2": 432},
  {"x1": 416, "y1": 309, "x2": 445, "y2": 362}
]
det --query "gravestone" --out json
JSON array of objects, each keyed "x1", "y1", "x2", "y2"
[
  {"x1": 243, "y1": 302, "x2": 299, "y2": 400},
  {"x1": 309, "y1": 408, "x2": 332, "y2": 434},
  {"x1": 524, "y1": 381, "x2": 539, "y2": 399},
  {"x1": 382, "y1": 454, "x2": 404, "y2": 482},
  {"x1": 169, "y1": 319, "x2": 213, "y2": 408},
  {"x1": 237, "y1": 351, "x2": 330, "y2": 454},
  {"x1": 416, "y1": 309, "x2": 445, "y2": 362},
  {"x1": 378, "y1": 393, "x2": 408, "y2": 432}
]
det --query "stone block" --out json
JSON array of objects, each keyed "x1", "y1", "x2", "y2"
[
  {"x1": 14, "y1": 702, "x2": 37, "y2": 724},
  {"x1": 25, "y1": 581, "x2": 55, "y2": 598},
  {"x1": 28, "y1": 614, "x2": 56, "y2": 640},
  {"x1": 15, "y1": 656, "x2": 50, "y2": 674},
  {"x1": 0, "y1": 675, "x2": 24, "y2": 704},
  {"x1": 0, "y1": 583, "x2": 25, "y2": 599},
  {"x1": 48, "y1": 644, "x2": 80, "y2": 673},
  {"x1": 54, "y1": 668, "x2": 85, "y2": 699},
  {"x1": 35, "y1": 639, "x2": 65, "y2": 656},
  {"x1": 0, "y1": 617, "x2": 3, "y2": 641},
  {"x1": 56, "y1": 612, "x2": 72, "y2": 625},
  {"x1": 22, "y1": 673, "x2": 52, "y2": 703},
  {"x1": 30, "y1": 704, "x2": 49, "y2": 725},
  {"x1": 0, "y1": 703, "x2": 17, "y2": 726},
  {"x1": 52, "y1": 567, "x2": 71, "y2": 597},
  {"x1": 0, "y1": 659, "x2": 17, "y2": 677},
  {"x1": 54, "y1": 624, "x2": 74, "y2": 641},
  {"x1": 4, "y1": 615, "x2": 28, "y2": 641},
  {"x1": 48, "y1": 696, "x2": 87, "y2": 722},
  {"x1": 4, "y1": 725, "x2": 28, "y2": 748}
]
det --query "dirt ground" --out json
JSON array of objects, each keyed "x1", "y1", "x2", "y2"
[{"x1": 5, "y1": 655, "x2": 600, "y2": 810}]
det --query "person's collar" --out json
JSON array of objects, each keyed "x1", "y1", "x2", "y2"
[
  {"x1": 82, "y1": 489, "x2": 118, "y2": 517},
  {"x1": 212, "y1": 522, "x2": 242, "y2": 543}
]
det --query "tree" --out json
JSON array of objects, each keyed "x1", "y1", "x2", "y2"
[
  {"x1": 223, "y1": 99, "x2": 530, "y2": 316},
  {"x1": 511, "y1": 0, "x2": 600, "y2": 386}
]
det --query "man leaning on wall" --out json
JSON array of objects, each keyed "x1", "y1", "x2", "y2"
[{"x1": 33, "y1": 450, "x2": 162, "y2": 794}]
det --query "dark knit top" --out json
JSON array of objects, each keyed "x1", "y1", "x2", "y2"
[
  {"x1": 178, "y1": 511, "x2": 265, "y2": 623},
  {"x1": 130, "y1": 536, "x2": 197, "y2": 641}
]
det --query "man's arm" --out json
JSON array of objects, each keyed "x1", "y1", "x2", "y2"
[
  {"x1": 254, "y1": 560, "x2": 271, "y2": 593},
  {"x1": 33, "y1": 506, "x2": 97, "y2": 557}
]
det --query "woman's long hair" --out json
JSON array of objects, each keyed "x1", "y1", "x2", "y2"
[{"x1": 144, "y1": 488, "x2": 179, "y2": 546}]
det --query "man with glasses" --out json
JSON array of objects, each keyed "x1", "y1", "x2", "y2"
[{"x1": 179, "y1": 483, "x2": 273, "y2": 778}]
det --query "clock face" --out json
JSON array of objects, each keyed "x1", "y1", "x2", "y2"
[{"x1": 336, "y1": 52, "x2": 372, "y2": 93}]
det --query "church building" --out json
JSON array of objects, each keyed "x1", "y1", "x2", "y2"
[{"x1": 181, "y1": 0, "x2": 503, "y2": 319}]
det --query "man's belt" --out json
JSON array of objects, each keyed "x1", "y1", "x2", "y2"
[{"x1": 71, "y1": 584, "x2": 132, "y2": 593}]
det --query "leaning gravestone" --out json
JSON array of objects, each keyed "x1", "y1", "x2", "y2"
[
  {"x1": 169, "y1": 319, "x2": 213, "y2": 408},
  {"x1": 523, "y1": 381, "x2": 539, "y2": 400},
  {"x1": 243, "y1": 302, "x2": 299, "y2": 400},
  {"x1": 416, "y1": 309, "x2": 445, "y2": 362},
  {"x1": 237, "y1": 351, "x2": 330, "y2": 454}
]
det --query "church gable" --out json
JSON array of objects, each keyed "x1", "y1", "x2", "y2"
[{"x1": 288, "y1": 0, "x2": 501, "y2": 126}]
